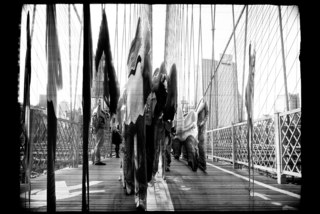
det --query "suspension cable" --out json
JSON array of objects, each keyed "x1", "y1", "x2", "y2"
[
  {"x1": 68, "y1": 4, "x2": 73, "y2": 119},
  {"x1": 204, "y1": 5, "x2": 247, "y2": 100},
  {"x1": 97, "y1": 8, "x2": 103, "y2": 104},
  {"x1": 232, "y1": 5, "x2": 240, "y2": 122},
  {"x1": 209, "y1": 5, "x2": 218, "y2": 128},
  {"x1": 195, "y1": 5, "x2": 202, "y2": 108},
  {"x1": 187, "y1": 5, "x2": 193, "y2": 105},
  {"x1": 129, "y1": 4, "x2": 132, "y2": 48},
  {"x1": 184, "y1": 4, "x2": 188, "y2": 107},
  {"x1": 192, "y1": 5, "x2": 197, "y2": 107},
  {"x1": 191, "y1": 5, "x2": 196, "y2": 107},
  {"x1": 119, "y1": 5, "x2": 126, "y2": 91},
  {"x1": 114, "y1": 4, "x2": 118, "y2": 77},
  {"x1": 72, "y1": 4, "x2": 81, "y2": 24},
  {"x1": 182, "y1": 5, "x2": 185, "y2": 103},
  {"x1": 240, "y1": 5, "x2": 248, "y2": 122},
  {"x1": 73, "y1": 10, "x2": 83, "y2": 114},
  {"x1": 178, "y1": 5, "x2": 184, "y2": 103},
  {"x1": 30, "y1": 5, "x2": 36, "y2": 42}
]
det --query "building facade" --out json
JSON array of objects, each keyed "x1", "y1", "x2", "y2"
[{"x1": 202, "y1": 54, "x2": 241, "y2": 130}]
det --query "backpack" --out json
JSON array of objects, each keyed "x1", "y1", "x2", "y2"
[{"x1": 92, "y1": 113, "x2": 99, "y2": 133}]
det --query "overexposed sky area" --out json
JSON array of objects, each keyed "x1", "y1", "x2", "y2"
[
  {"x1": 19, "y1": 4, "x2": 242, "y2": 105},
  {"x1": 18, "y1": 4, "x2": 300, "y2": 119}
]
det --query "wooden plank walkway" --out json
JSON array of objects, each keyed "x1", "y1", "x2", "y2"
[
  {"x1": 166, "y1": 158, "x2": 300, "y2": 211},
  {"x1": 20, "y1": 156, "x2": 301, "y2": 212}
]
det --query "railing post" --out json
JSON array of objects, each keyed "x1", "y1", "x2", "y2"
[
  {"x1": 74, "y1": 123, "x2": 79, "y2": 168},
  {"x1": 27, "y1": 108, "x2": 35, "y2": 182},
  {"x1": 211, "y1": 132, "x2": 214, "y2": 162},
  {"x1": 232, "y1": 123, "x2": 236, "y2": 169},
  {"x1": 274, "y1": 112, "x2": 285, "y2": 184}
]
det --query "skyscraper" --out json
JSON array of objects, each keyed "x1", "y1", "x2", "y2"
[{"x1": 202, "y1": 54, "x2": 240, "y2": 130}]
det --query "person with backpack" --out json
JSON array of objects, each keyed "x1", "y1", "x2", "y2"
[
  {"x1": 91, "y1": 99, "x2": 109, "y2": 165},
  {"x1": 112, "y1": 122, "x2": 122, "y2": 158}
]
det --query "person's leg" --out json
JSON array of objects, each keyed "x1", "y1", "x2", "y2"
[
  {"x1": 172, "y1": 138, "x2": 182, "y2": 160},
  {"x1": 94, "y1": 129, "x2": 105, "y2": 164},
  {"x1": 160, "y1": 126, "x2": 167, "y2": 178},
  {"x1": 115, "y1": 143, "x2": 120, "y2": 158},
  {"x1": 91, "y1": 134, "x2": 96, "y2": 164},
  {"x1": 165, "y1": 134, "x2": 172, "y2": 171},
  {"x1": 152, "y1": 119, "x2": 161, "y2": 177},
  {"x1": 135, "y1": 115, "x2": 147, "y2": 209},
  {"x1": 119, "y1": 143, "x2": 125, "y2": 187},
  {"x1": 181, "y1": 139, "x2": 188, "y2": 160},
  {"x1": 185, "y1": 135, "x2": 199, "y2": 171},
  {"x1": 198, "y1": 126, "x2": 207, "y2": 171},
  {"x1": 124, "y1": 124, "x2": 134, "y2": 194},
  {"x1": 145, "y1": 123, "x2": 155, "y2": 183}
]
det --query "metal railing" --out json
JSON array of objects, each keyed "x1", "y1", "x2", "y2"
[
  {"x1": 206, "y1": 108, "x2": 301, "y2": 184},
  {"x1": 19, "y1": 107, "x2": 112, "y2": 181}
]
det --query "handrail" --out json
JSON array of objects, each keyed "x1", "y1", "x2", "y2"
[
  {"x1": 19, "y1": 107, "x2": 113, "y2": 180},
  {"x1": 206, "y1": 108, "x2": 301, "y2": 184}
]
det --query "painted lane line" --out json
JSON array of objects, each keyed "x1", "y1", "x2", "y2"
[
  {"x1": 282, "y1": 205, "x2": 297, "y2": 210},
  {"x1": 206, "y1": 162, "x2": 300, "y2": 199},
  {"x1": 147, "y1": 179, "x2": 175, "y2": 211},
  {"x1": 67, "y1": 181, "x2": 103, "y2": 191},
  {"x1": 251, "y1": 192, "x2": 270, "y2": 200},
  {"x1": 271, "y1": 202, "x2": 282, "y2": 206},
  {"x1": 20, "y1": 181, "x2": 104, "y2": 201},
  {"x1": 147, "y1": 156, "x2": 175, "y2": 211}
]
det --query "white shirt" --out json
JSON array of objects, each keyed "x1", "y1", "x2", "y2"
[{"x1": 125, "y1": 62, "x2": 145, "y2": 125}]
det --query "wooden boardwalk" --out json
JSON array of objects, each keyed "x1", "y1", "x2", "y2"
[{"x1": 20, "y1": 156, "x2": 301, "y2": 212}]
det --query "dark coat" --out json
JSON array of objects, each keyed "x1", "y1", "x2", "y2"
[{"x1": 112, "y1": 129, "x2": 122, "y2": 145}]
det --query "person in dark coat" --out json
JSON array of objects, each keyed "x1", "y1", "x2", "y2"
[
  {"x1": 112, "y1": 124, "x2": 122, "y2": 158},
  {"x1": 123, "y1": 17, "x2": 152, "y2": 211},
  {"x1": 145, "y1": 63, "x2": 178, "y2": 185},
  {"x1": 150, "y1": 63, "x2": 168, "y2": 182},
  {"x1": 196, "y1": 99, "x2": 209, "y2": 171},
  {"x1": 91, "y1": 99, "x2": 109, "y2": 165}
]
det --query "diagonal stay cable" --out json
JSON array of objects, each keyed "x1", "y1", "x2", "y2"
[{"x1": 203, "y1": 5, "x2": 246, "y2": 99}]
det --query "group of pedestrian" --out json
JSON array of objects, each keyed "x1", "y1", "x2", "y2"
[
  {"x1": 91, "y1": 99, "x2": 122, "y2": 165},
  {"x1": 90, "y1": 11, "x2": 208, "y2": 211}
]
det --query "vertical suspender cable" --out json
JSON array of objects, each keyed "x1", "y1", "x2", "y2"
[
  {"x1": 209, "y1": 5, "x2": 216, "y2": 129},
  {"x1": 204, "y1": 5, "x2": 246, "y2": 123},
  {"x1": 82, "y1": 4, "x2": 92, "y2": 211},
  {"x1": 114, "y1": 4, "x2": 118, "y2": 78},
  {"x1": 134, "y1": 4, "x2": 136, "y2": 30},
  {"x1": 124, "y1": 5, "x2": 127, "y2": 72},
  {"x1": 73, "y1": 10, "x2": 83, "y2": 115},
  {"x1": 188, "y1": 5, "x2": 193, "y2": 106},
  {"x1": 195, "y1": 5, "x2": 202, "y2": 108},
  {"x1": 232, "y1": 5, "x2": 240, "y2": 122},
  {"x1": 192, "y1": 5, "x2": 197, "y2": 107},
  {"x1": 191, "y1": 5, "x2": 195, "y2": 107},
  {"x1": 278, "y1": 6, "x2": 289, "y2": 111},
  {"x1": 173, "y1": 5, "x2": 177, "y2": 70},
  {"x1": 180, "y1": 5, "x2": 184, "y2": 104},
  {"x1": 200, "y1": 5, "x2": 203, "y2": 106},
  {"x1": 184, "y1": 5, "x2": 188, "y2": 110},
  {"x1": 175, "y1": 5, "x2": 178, "y2": 68},
  {"x1": 192, "y1": 5, "x2": 195, "y2": 107},
  {"x1": 180, "y1": 5, "x2": 183, "y2": 103},
  {"x1": 129, "y1": 4, "x2": 131, "y2": 46},
  {"x1": 30, "y1": 5, "x2": 36, "y2": 42},
  {"x1": 69, "y1": 5, "x2": 73, "y2": 120},
  {"x1": 120, "y1": 5, "x2": 126, "y2": 90},
  {"x1": 213, "y1": 5, "x2": 218, "y2": 129},
  {"x1": 241, "y1": 6, "x2": 249, "y2": 122},
  {"x1": 182, "y1": 5, "x2": 185, "y2": 103}
]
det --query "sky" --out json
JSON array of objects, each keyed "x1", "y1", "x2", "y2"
[
  {"x1": 18, "y1": 4, "x2": 300, "y2": 119},
  {"x1": 19, "y1": 4, "x2": 242, "y2": 103}
]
